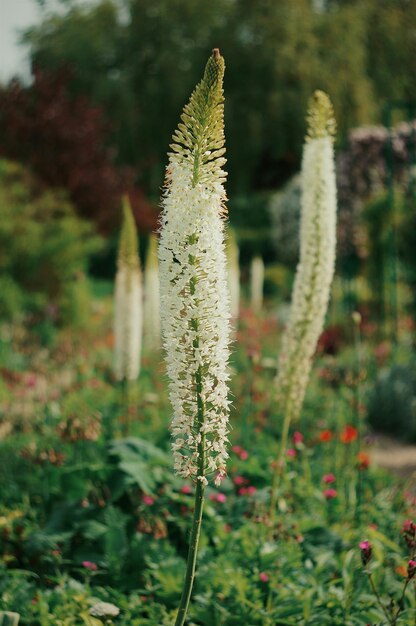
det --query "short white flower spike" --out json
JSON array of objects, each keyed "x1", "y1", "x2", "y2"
[
  {"x1": 114, "y1": 197, "x2": 142, "y2": 382},
  {"x1": 159, "y1": 49, "x2": 231, "y2": 488},
  {"x1": 276, "y1": 90, "x2": 337, "y2": 425}
]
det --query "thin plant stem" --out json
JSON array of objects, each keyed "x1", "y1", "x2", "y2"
[
  {"x1": 393, "y1": 579, "x2": 410, "y2": 625},
  {"x1": 175, "y1": 323, "x2": 206, "y2": 625},
  {"x1": 269, "y1": 410, "x2": 291, "y2": 527},
  {"x1": 367, "y1": 571, "x2": 393, "y2": 624},
  {"x1": 120, "y1": 377, "x2": 130, "y2": 437}
]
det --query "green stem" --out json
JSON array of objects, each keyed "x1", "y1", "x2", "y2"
[
  {"x1": 175, "y1": 319, "x2": 206, "y2": 625},
  {"x1": 174, "y1": 477, "x2": 205, "y2": 626},
  {"x1": 269, "y1": 410, "x2": 291, "y2": 528},
  {"x1": 368, "y1": 572, "x2": 393, "y2": 624}
]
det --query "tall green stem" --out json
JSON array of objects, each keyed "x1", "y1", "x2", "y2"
[
  {"x1": 175, "y1": 321, "x2": 206, "y2": 626},
  {"x1": 269, "y1": 410, "x2": 291, "y2": 527}
]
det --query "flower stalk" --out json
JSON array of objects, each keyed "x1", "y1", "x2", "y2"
[
  {"x1": 143, "y1": 233, "x2": 161, "y2": 350},
  {"x1": 270, "y1": 91, "x2": 337, "y2": 518},
  {"x1": 114, "y1": 196, "x2": 142, "y2": 434},
  {"x1": 158, "y1": 48, "x2": 230, "y2": 626}
]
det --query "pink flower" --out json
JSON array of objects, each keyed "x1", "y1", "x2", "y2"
[
  {"x1": 246, "y1": 486, "x2": 257, "y2": 496},
  {"x1": 286, "y1": 448, "x2": 297, "y2": 458},
  {"x1": 238, "y1": 487, "x2": 248, "y2": 496},
  {"x1": 259, "y1": 572, "x2": 269, "y2": 583},
  {"x1": 142, "y1": 495, "x2": 154, "y2": 506},
  {"x1": 322, "y1": 473, "x2": 336, "y2": 484},
  {"x1": 233, "y1": 475, "x2": 246, "y2": 486},
  {"x1": 82, "y1": 561, "x2": 97, "y2": 571},
  {"x1": 323, "y1": 488, "x2": 337, "y2": 500},
  {"x1": 209, "y1": 493, "x2": 227, "y2": 503},
  {"x1": 359, "y1": 540, "x2": 372, "y2": 565},
  {"x1": 293, "y1": 431, "x2": 303, "y2": 444},
  {"x1": 180, "y1": 485, "x2": 192, "y2": 494},
  {"x1": 407, "y1": 559, "x2": 416, "y2": 579},
  {"x1": 232, "y1": 445, "x2": 249, "y2": 460}
]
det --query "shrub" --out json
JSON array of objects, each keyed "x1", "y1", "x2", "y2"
[
  {"x1": 0, "y1": 159, "x2": 102, "y2": 330},
  {"x1": 367, "y1": 361, "x2": 416, "y2": 442}
]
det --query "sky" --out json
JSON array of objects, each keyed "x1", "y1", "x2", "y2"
[
  {"x1": 0, "y1": 0, "x2": 91, "y2": 82},
  {"x1": 0, "y1": 0, "x2": 43, "y2": 81}
]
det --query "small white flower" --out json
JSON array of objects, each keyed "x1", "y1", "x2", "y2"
[{"x1": 89, "y1": 601, "x2": 120, "y2": 618}]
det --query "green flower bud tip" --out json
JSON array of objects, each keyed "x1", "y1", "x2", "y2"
[
  {"x1": 117, "y1": 195, "x2": 140, "y2": 270},
  {"x1": 306, "y1": 90, "x2": 336, "y2": 141}
]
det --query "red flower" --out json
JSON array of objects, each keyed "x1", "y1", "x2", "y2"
[
  {"x1": 357, "y1": 452, "x2": 370, "y2": 470},
  {"x1": 340, "y1": 425, "x2": 358, "y2": 444},
  {"x1": 322, "y1": 473, "x2": 336, "y2": 484},
  {"x1": 323, "y1": 488, "x2": 337, "y2": 500},
  {"x1": 319, "y1": 429, "x2": 332, "y2": 442}
]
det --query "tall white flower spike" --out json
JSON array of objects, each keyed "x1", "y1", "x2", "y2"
[
  {"x1": 114, "y1": 197, "x2": 142, "y2": 382},
  {"x1": 159, "y1": 49, "x2": 231, "y2": 488},
  {"x1": 276, "y1": 90, "x2": 337, "y2": 426}
]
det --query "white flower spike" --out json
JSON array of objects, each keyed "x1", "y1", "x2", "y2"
[
  {"x1": 159, "y1": 49, "x2": 231, "y2": 488},
  {"x1": 276, "y1": 90, "x2": 337, "y2": 424},
  {"x1": 114, "y1": 197, "x2": 143, "y2": 382}
]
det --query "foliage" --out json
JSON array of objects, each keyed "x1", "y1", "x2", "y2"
[
  {"x1": 20, "y1": 0, "x2": 402, "y2": 200},
  {"x1": 0, "y1": 159, "x2": 102, "y2": 330},
  {"x1": 0, "y1": 295, "x2": 415, "y2": 624},
  {"x1": 0, "y1": 67, "x2": 158, "y2": 234},
  {"x1": 367, "y1": 360, "x2": 416, "y2": 443}
]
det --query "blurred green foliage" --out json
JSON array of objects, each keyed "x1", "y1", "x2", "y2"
[
  {"x1": 22, "y1": 0, "x2": 416, "y2": 201},
  {"x1": 0, "y1": 159, "x2": 102, "y2": 330}
]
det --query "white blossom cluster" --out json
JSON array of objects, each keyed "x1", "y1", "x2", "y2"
[
  {"x1": 276, "y1": 91, "x2": 337, "y2": 424},
  {"x1": 159, "y1": 51, "x2": 231, "y2": 487},
  {"x1": 114, "y1": 199, "x2": 143, "y2": 382}
]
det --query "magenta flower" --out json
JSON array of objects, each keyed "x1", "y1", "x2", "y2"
[
  {"x1": 82, "y1": 561, "x2": 98, "y2": 571},
  {"x1": 359, "y1": 540, "x2": 372, "y2": 565},
  {"x1": 246, "y1": 486, "x2": 257, "y2": 496},
  {"x1": 233, "y1": 475, "x2": 245, "y2": 486},
  {"x1": 259, "y1": 572, "x2": 269, "y2": 583},
  {"x1": 322, "y1": 473, "x2": 336, "y2": 484},
  {"x1": 180, "y1": 485, "x2": 192, "y2": 495},
  {"x1": 323, "y1": 488, "x2": 337, "y2": 499},
  {"x1": 293, "y1": 431, "x2": 303, "y2": 444},
  {"x1": 142, "y1": 495, "x2": 154, "y2": 506},
  {"x1": 408, "y1": 559, "x2": 416, "y2": 579},
  {"x1": 209, "y1": 493, "x2": 227, "y2": 503},
  {"x1": 286, "y1": 448, "x2": 297, "y2": 458}
]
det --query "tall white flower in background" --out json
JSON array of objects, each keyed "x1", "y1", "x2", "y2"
[
  {"x1": 250, "y1": 255, "x2": 264, "y2": 314},
  {"x1": 143, "y1": 234, "x2": 160, "y2": 351},
  {"x1": 159, "y1": 49, "x2": 230, "y2": 489},
  {"x1": 114, "y1": 197, "x2": 142, "y2": 382},
  {"x1": 227, "y1": 227, "x2": 240, "y2": 320},
  {"x1": 276, "y1": 90, "x2": 337, "y2": 429}
]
